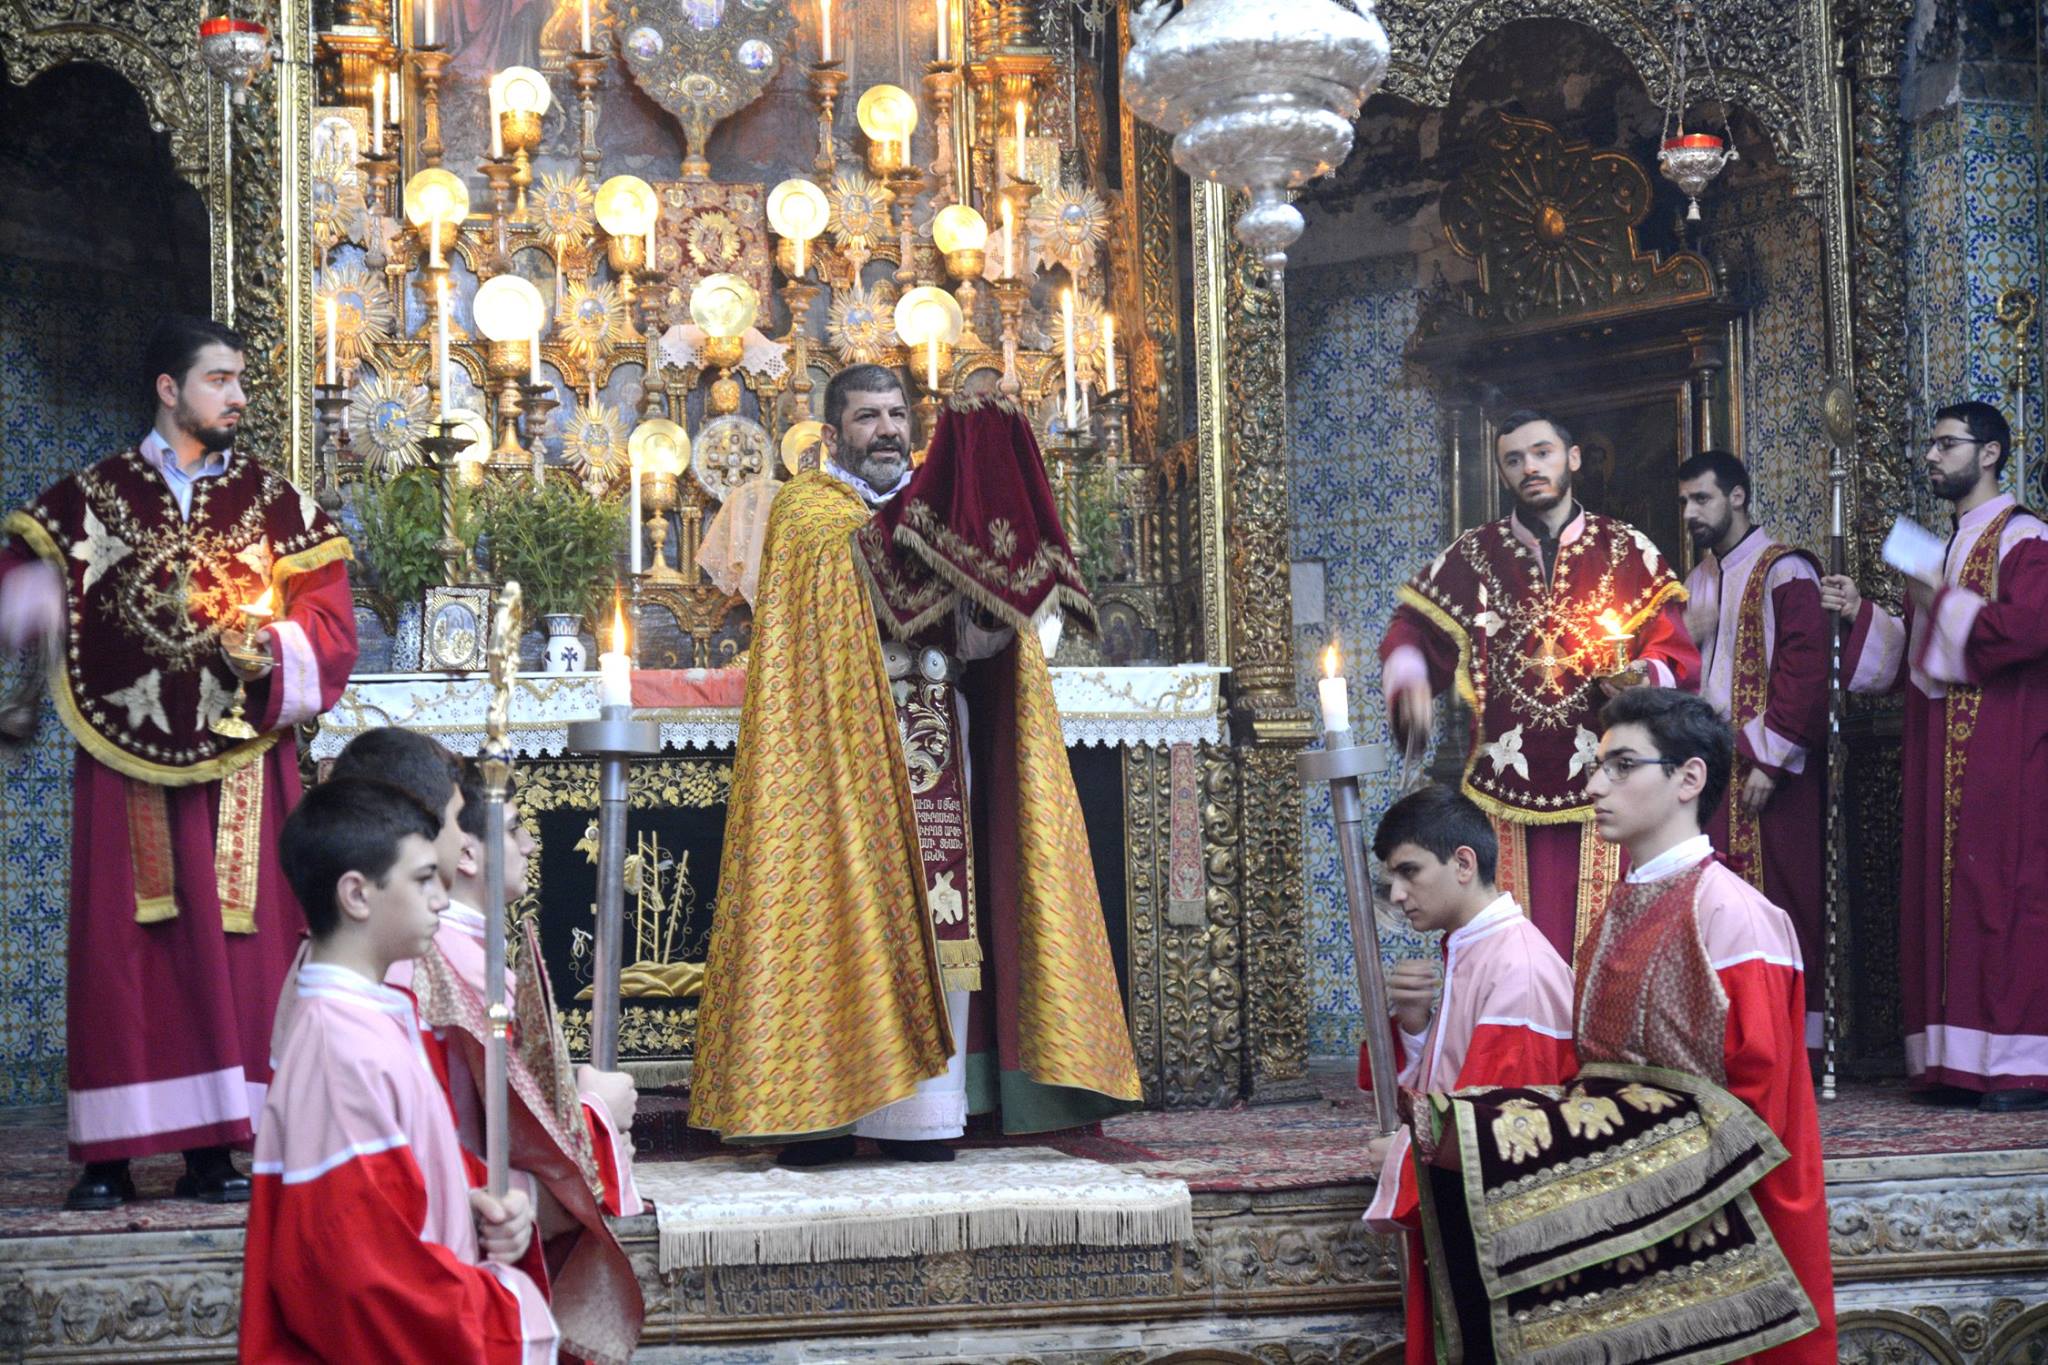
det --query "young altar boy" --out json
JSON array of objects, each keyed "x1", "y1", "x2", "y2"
[
  {"x1": 1361, "y1": 784, "x2": 1577, "y2": 1365},
  {"x1": 240, "y1": 778, "x2": 558, "y2": 1363},
  {"x1": 332, "y1": 728, "x2": 645, "y2": 1365}
]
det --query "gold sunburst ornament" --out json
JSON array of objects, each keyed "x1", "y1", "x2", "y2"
[
  {"x1": 311, "y1": 141, "x2": 368, "y2": 254},
  {"x1": 531, "y1": 172, "x2": 596, "y2": 247},
  {"x1": 348, "y1": 373, "x2": 432, "y2": 477},
  {"x1": 827, "y1": 280, "x2": 898, "y2": 364},
  {"x1": 316, "y1": 263, "x2": 395, "y2": 380},
  {"x1": 1068, "y1": 292, "x2": 1109, "y2": 388},
  {"x1": 686, "y1": 209, "x2": 745, "y2": 273},
  {"x1": 559, "y1": 280, "x2": 626, "y2": 361},
  {"x1": 827, "y1": 172, "x2": 894, "y2": 256},
  {"x1": 1028, "y1": 183, "x2": 1111, "y2": 278},
  {"x1": 563, "y1": 399, "x2": 629, "y2": 490}
]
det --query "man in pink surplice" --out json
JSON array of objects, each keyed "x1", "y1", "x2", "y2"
[
  {"x1": 1822, "y1": 400, "x2": 2048, "y2": 1112},
  {"x1": 1678, "y1": 449, "x2": 1828, "y2": 1057},
  {"x1": 242, "y1": 777, "x2": 556, "y2": 1364},
  {"x1": 1358, "y1": 784, "x2": 1576, "y2": 1365},
  {"x1": 0, "y1": 315, "x2": 357, "y2": 1209},
  {"x1": 1380, "y1": 408, "x2": 1699, "y2": 961}
]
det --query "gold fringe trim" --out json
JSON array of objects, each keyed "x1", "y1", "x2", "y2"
[
  {"x1": 939, "y1": 964, "x2": 984, "y2": 992},
  {"x1": 941, "y1": 391, "x2": 1024, "y2": 416},
  {"x1": 891, "y1": 522, "x2": 1100, "y2": 640},
  {"x1": 1393, "y1": 585, "x2": 1480, "y2": 711},
  {"x1": 1622, "y1": 578, "x2": 1690, "y2": 636},
  {"x1": 6, "y1": 512, "x2": 283, "y2": 787},
  {"x1": 272, "y1": 535, "x2": 354, "y2": 580},
  {"x1": 135, "y1": 897, "x2": 177, "y2": 923}
]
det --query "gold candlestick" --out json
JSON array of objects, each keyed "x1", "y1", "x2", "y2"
[
  {"x1": 500, "y1": 108, "x2": 542, "y2": 219},
  {"x1": 922, "y1": 61, "x2": 961, "y2": 206},
  {"x1": 641, "y1": 469, "x2": 684, "y2": 582},
  {"x1": 808, "y1": 61, "x2": 847, "y2": 181},
  {"x1": 994, "y1": 277, "x2": 1028, "y2": 397},
  {"x1": 210, "y1": 589, "x2": 277, "y2": 741},
  {"x1": 412, "y1": 47, "x2": 451, "y2": 168},
  {"x1": 568, "y1": 53, "x2": 607, "y2": 181}
]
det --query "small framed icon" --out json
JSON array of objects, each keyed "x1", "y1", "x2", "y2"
[{"x1": 421, "y1": 585, "x2": 494, "y2": 673}]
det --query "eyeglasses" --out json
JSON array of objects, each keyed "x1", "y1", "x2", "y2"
[
  {"x1": 1927, "y1": 437, "x2": 1984, "y2": 454},
  {"x1": 1592, "y1": 754, "x2": 1681, "y2": 782}
]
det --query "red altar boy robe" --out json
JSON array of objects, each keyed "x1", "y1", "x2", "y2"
[
  {"x1": 1842, "y1": 493, "x2": 2048, "y2": 1091},
  {"x1": 1361, "y1": 894, "x2": 1576, "y2": 1365},
  {"x1": 0, "y1": 439, "x2": 356, "y2": 1162},
  {"x1": 1685, "y1": 528, "x2": 1828, "y2": 1054},
  {"x1": 1380, "y1": 508, "x2": 1699, "y2": 959},
  {"x1": 1576, "y1": 836, "x2": 1836, "y2": 1363},
  {"x1": 387, "y1": 901, "x2": 646, "y2": 1365},
  {"x1": 240, "y1": 961, "x2": 558, "y2": 1364}
]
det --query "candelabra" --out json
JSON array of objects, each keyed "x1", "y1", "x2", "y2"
[
  {"x1": 519, "y1": 379, "x2": 558, "y2": 484},
  {"x1": 312, "y1": 382, "x2": 352, "y2": 514},
  {"x1": 416, "y1": 418, "x2": 476, "y2": 585}
]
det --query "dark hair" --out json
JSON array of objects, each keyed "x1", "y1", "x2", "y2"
[
  {"x1": 329, "y1": 728, "x2": 462, "y2": 819},
  {"x1": 1675, "y1": 449, "x2": 1751, "y2": 503},
  {"x1": 454, "y1": 756, "x2": 519, "y2": 841},
  {"x1": 823, "y1": 363, "x2": 906, "y2": 429},
  {"x1": 1598, "y1": 687, "x2": 1734, "y2": 823},
  {"x1": 281, "y1": 778, "x2": 442, "y2": 938},
  {"x1": 1372, "y1": 783, "x2": 1499, "y2": 884},
  {"x1": 1933, "y1": 400, "x2": 2012, "y2": 477},
  {"x1": 1496, "y1": 407, "x2": 1574, "y2": 455},
  {"x1": 143, "y1": 314, "x2": 244, "y2": 396}
]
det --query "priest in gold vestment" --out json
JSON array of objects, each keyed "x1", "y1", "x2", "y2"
[{"x1": 691, "y1": 365, "x2": 1141, "y2": 1164}]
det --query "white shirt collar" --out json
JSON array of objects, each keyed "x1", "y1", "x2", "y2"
[
  {"x1": 441, "y1": 900, "x2": 488, "y2": 939},
  {"x1": 297, "y1": 961, "x2": 415, "y2": 1015},
  {"x1": 825, "y1": 458, "x2": 911, "y2": 507},
  {"x1": 1446, "y1": 893, "x2": 1523, "y2": 951},
  {"x1": 1626, "y1": 833, "x2": 1714, "y2": 884},
  {"x1": 138, "y1": 428, "x2": 231, "y2": 477}
]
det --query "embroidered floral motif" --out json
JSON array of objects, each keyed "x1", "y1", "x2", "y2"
[
  {"x1": 1485, "y1": 724, "x2": 1531, "y2": 780},
  {"x1": 1568, "y1": 725, "x2": 1601, "y2": 780},
  {"x1": 988, "y1": 516, "x2": 1018, "y2": 560}
]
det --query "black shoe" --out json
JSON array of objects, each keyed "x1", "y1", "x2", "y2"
[
  {"x1": 64, "y1": 1161, "x2": 136, "y2": 1211},
  {"x1": 775, "y1": 1135, "x2": 857, "y2": 1168},
  {"x1": 876, "y1": 1138, "x2": 957, "y2": 1163},
  {"x1": 1980, "y1": 1088, "x2": 2048, "y2": 1113},
  {"x1": 1909, "y1": 1084, "x2": 1980, "y2": 1107},
  {"x1": 173, "y1": 1146, "x2": 252, "y2": 1203}
]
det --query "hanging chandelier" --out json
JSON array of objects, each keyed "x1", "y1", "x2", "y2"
[
  {"x1": 1657, "y1": 0, "x2": 1739, "y2": 221},
  {"x1": 1123, "y1": 0, "x2": 1391, "y2": 279}
]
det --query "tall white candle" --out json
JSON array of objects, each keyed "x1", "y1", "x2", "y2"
[
  {"x1": 435, "y1": 278, "x2": 451, "y2": 420},
  {"x1": 324, "y1": 296, "x2": 339, "y2": 386},
  {"x1": 820, "y1": 0, "x2": 832, "y2": 61},
  {"x1": 1014, "y1": 102, "x2": 1027, "y2": 180},
  {"x1": 423, "y1": 0, "x2": 435, "y2": 46},
  {"x1": 927, "y1": 336, "x2": 939, "y2": 393},
  {"x1": 1102, "y1": 313, "x2": 1116, "y2": 392},
  {"x1": 1317, "y1": 643, "x2": 1348, "y2": 735},
  {"x1": 1061, "y1": 288, "x2": 1077, "y2": 432},
  {"x1": 628, "y1": 446, "x2": 643, "y2": 575},
  {"x1": 936, "y1": 0, "x2": 948, "y2": 60},
  {"x1": 600, "y1": 649, "x2": 632, "y2": 705},
  {"x1": 488, "y1": 77, "x2": 504, "y2": 160},
  {"x1": 371, "y1": 76, "x2": 384, "y2": 156},
  {"x1": 390, "y1": 72, "x2": 402, "y2": 134},
  {"x1": 429, "y1": 207, "x2": 444, "y2": 268},
  {"x1": 793, "y1": 233, "x2": 807, "y2": 278},
  {"x1": 581, "y1": 0, "x2": 592, "y2": 51},
  {"x1": 530, "y1": 330, "x2": 542, "y2": 386},
  {"x1": 1002, "y1": 198, "x2": 1015, "y2": 278}
]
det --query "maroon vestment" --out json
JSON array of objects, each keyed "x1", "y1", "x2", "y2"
[
  {"x1": 1686, "y1": 528, "x2": 1828, "y2": 1054},
  {"x1": 1843, "y1": 493, "x2": 2048, "y2": 1090},
  {"x1": 2, "y1": 445, "x2": 356, "y2": 1161},
  {"x1": 1380, "y1": 506, "x2": 1700, "y2": 957}
]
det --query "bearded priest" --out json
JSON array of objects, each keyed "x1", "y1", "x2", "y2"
[
  {"x1": 1380, "y1": 408, "x2": 1699, "y2": 960},
  {"x1": 0, "y1": 315, "x2": 358, "y2": 1209},
  {"x1": 690, "y1": 365, "x2": 1141, "y2": 1165}
]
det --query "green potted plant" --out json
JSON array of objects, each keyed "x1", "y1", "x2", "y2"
[
  {"x1": 352, "y1": 467, "x2": 472, "y2": 670},
  {"x1": 477, "y1": 477, "x2": 625, "y2": 672}
]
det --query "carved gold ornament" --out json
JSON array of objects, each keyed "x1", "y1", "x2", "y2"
[
  {"x1": 311, "y1": 117, "x2": 368, "y2": 253},
  {"x1": 316, "y1": 263, "x2": 394, "y2": 379},
  {"x1": 559, "y1": 280, "x2": 627, "y2": 361},
  {"x1": 1028, "y1": 183, "x2": 1111, "y2": 277},
  {"x1": 685, "y1": 208, "x2": 744, "y2": 272},
  {"x1": 564, "y1": 400, "x2": 630, "y2": 488},
  {"x1": 1492, "y1": 1097, "x2": 1554, "y2": 1164},
  {"x1": 827, "y1": 172, "x2": 894, "y2": 255},
  {"x1": 828, "y1": 280, "x2": 898, "y2": 364},
  {"x1": 348, "y1": 373, "x2": 432, "y2": 476},
  {"x1": 616, "y1": 0, "x2": 795, "y2": 175},
  {"x1": 531, "y1": 172, "x2": 597, "y2": 248}
]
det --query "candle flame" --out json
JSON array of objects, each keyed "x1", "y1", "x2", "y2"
[
  {"x1": 1596, "y1": 610, "x2": 1627, "y2": 640},
  {"x1": 611, "y1": 592, "x2": 628, "y2": 654},
  {"x1": 1321, "y1": 640, "x2": 1341, "y2": 679},
  {"x1": 244, "y1": 585, "x2": 276, "y2": 618}
]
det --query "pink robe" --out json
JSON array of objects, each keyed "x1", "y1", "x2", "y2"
[
  {"x1": 1843, "y1": 493, "x2": 2048, "y2": 1090},
  {"x1": 1360, "y1": 896, "x2": 1577, "y2": 1365},
  {"x1": 239, "y1": 962, "x2": 557, "y2": 1364},
  {"x1": 1686, "y1": 528, "x2": 1828, "y2": 1052}
]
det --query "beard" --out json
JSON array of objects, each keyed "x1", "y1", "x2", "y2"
[
  {"x1": 1928, "y1": 464, "x2": 1978, "y2": 502},
  {"x1": 846, "y1": 435, "x2": 909, "y2": 489},
  {"x1": 1688, "y1": 510, "x2": 1731, "y2": 552},
  {"x1": 176, "y1": 402, "x2": 238, "y2": 453},
  {"x1": 1514, "y1": 468, "x2": 1571, "y2": 513}
]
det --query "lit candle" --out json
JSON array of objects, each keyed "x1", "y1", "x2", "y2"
[
  {"x1": 628, "y1": 444, "x2": 642, "y2": 576},
  {"x1": 936, "y1": 0, "x2": 948, "y2": 60},
  {"x1": 488, "y1": 77, "x2": 504, "y2": 160},
  {"x1": 1001, "y1": 197, "x2": 1014, "y2": 278},
  {"x1": 820, "y1": 0, "x2": 832, "y2": 61},
  {"x1": 423, "y1": 0, "x2": 435, "y2": 45},
  {"x1": 926, "y1": 335, "x2": 939, "y2": 393},
  {"x1": 793, "y1": 233, "x2": 807, "y2": 278},
  {"x1": 1102, "y1": 313, "x2": 1116, "y2": 392},
  {"x1": 1061, "y1": 287, "x2": 1076, "y2": 432},
  {"x1": 429, "y1": 206, "x2": 444, "y2": 268},
  {"x1": 371, "y1": 75, "x2": 384, "y2": 156},
  {"x1": 1013, "y1": 101, "x2": 1027, "y2": 180},
  {"x1": 599, "y1": 598, "x2": 633, "y2": 705},
  {"x1": 1596, "y1": 609, "x2": 1632, "y2": 674},
  {"x1": 435, "y1": 277, "x2": 451, "y2": 420},
  {"x1": 390, "y1": 72, "x2": 402, "y2": 134},
  {"x1": 324, "y1": 295, "x2": 339, "y2": 386},
  {"x1": 580, "y1": 0, "x2": 592, "y2": 52},
  {"x1": 1317, "y1": 641, "x2": 1349, "y2": 736},
  {"x1": 530, "y1": 329, "x2": 542, "y2": 386}
]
